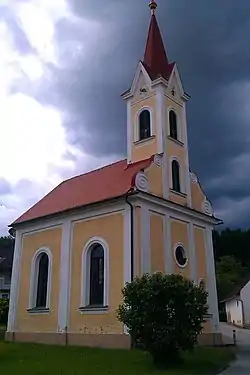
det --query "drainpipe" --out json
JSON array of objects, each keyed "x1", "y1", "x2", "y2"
[{"x1": 125, "y1": 194, "x2": 134, "y2": 281}]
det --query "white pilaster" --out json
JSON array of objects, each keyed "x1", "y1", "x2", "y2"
[
  {"x1": 205, "y1": 227, "x2": 220, "y2": 332},
  {"x1": 164, "y1": 214, "x2": 172, "y2": 274},
  {"x1": 182, "y1": 103, "x2": 192, "y2": 207},
  {"x1": 188, "y1": 222, "x2": 197, "y2": 281},
  {"x1": 126, "y1": 99, "x2": 132, "y2": 163},
  {"x1": 140, "y1": 205, "x2": 151, "y2": 274},
  {"x1": 7, "y1": 230, "x2": 22, "y2": 332},
  {"x1": 58, "y1": 220, "x2": 72, "y2": 332},
  {"x1": 124, "y1": 206, "x2": 131, "y2": 285}
]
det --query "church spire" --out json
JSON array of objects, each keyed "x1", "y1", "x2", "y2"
[{"x1": 143, "y1": 1, "x2": 172, "y2": 80}]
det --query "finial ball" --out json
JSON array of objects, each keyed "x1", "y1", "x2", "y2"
[{"x1": 149, "y1": 1, "x2": 157, "y2": 13}]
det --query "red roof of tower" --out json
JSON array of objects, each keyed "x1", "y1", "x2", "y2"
[
  {"x1": 143, "y1": 9, "x2": 175, "y2": 80},
  {"x1": 10, "y1": 158, "x2": 152, "y2": 226}
]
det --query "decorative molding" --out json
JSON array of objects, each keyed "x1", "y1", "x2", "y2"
[
  {"x1": 202, "y1": 200, "x2": 213, "y2": 216},
  {"x1": 140, "y1": 205, "x2": 151, "y2": 274},
  {"x1": 164, "y1": 214, "x2": 172, "y2": 274},
  {"x1": 190, "y1": 172, "x2": 198, "y2": 183},
  {"x1": 188, "y1": 222, "x2": 196, "y2": 281},
  {"x1": 135, "y1": 172, "x2": 149, "y2": 192},
  {"x1": 154, "y1": 154, "x2": 162, "y2": 167},
  {"x1": 123, "y1": 206, "x2": 131, "y2": 285}
]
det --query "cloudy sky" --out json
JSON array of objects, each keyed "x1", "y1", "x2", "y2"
[{"x1": 0, "y1": 0, "x2": 250, "y2": 235}]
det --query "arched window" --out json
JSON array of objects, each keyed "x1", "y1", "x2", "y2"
[
  {"x1": 36, "y1": 253, "x2": 49, "y2": 308},
  {"x1": 172, "y1": 160, "x2": 181, "y2": 192},
  {"x1": 169, "y1": 110, "x2": 178, "y2": 140},
  {"x1": 139, "y1": 110, "x2": 151, "y2": 140},
  {"x1": 89, "y1": 244, "x2": 104, "y2": 306}
]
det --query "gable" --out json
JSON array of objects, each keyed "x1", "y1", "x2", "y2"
[{"x1": 165, "y1": 64, "x2": 184, "y2": 100}]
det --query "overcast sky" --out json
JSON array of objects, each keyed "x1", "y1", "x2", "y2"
[{"x1": 0, "y1": 0, "x2": 250, "y2": 235}]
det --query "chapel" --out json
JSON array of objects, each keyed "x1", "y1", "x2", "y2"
[{"x1": 6, "y1": 1, "x2": 222, "y2": 347}]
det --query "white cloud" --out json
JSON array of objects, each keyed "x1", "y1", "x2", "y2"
[{"x1": 0, "y1": 0, "x2": 115, "y2": 235}]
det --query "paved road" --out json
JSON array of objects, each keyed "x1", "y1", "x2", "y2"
[{"x1": 220, "y1": 323, "x2": 250, "y2": 374}]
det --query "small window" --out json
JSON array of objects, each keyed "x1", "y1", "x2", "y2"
[
  {"x1": 172, "y1": 160, "x2": 181, "y2": 192},
  {"x1": 89, "y1": 244, "x2": 104, "y2": 306},
  {"x1": 36, "y1": 253, "x2": 49, "y2": 308},
  {"x1": 175, "y1": 246, "x2": 187, "y2": 267},
  {"x1": 169, "y1": 110, "x2": 178, "y2": 140},
  {"x1": 139, "y1": 110, "x2": 151, "y2": 140},
  {"x1": 1, "y1": 293, "x2": 9, "y2": 299},
  {"x1": 199, "y1": 279, "x2": 206, "y2": 290}
]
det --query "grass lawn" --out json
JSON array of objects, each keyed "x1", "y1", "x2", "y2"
[{"x1": 0, "y1": 342, "x2": 234, "y2": 375}]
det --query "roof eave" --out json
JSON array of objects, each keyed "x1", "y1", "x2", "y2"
[{"x1": 9, "y1": 191, "x2": 138, "y2": 230}]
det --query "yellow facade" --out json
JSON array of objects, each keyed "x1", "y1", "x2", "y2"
[{"x1": 7, "y1": 9, "x2": 221, "y2": 348}]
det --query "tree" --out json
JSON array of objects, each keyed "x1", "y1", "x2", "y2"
[
  {"x1": 0, "y1": 298, "x2": 9, "y2": 326},
  {"x1": 117, "y1": 273, "x2": 207, "y2": 367},
  {"x1": 216, "y1": 255, "x2": 247, "y2": 302}
]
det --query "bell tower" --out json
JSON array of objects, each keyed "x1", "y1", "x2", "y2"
[{"x1": 121, "y1": 1, "x2": 192, "y2": 206}]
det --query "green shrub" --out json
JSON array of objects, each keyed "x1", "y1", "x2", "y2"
[
  {"x1": 117, "y1": 273, "x2": 208, "y2": 368},
  {"x1": 0, "y1": 298, "x2": 9, "y2": 326}
]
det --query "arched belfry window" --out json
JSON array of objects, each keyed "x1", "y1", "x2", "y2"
[
  {"x1": 139, "y1": 109, "x2": 151, "y2": 140},
  {"x1": 169, "y1": 110, "x2": 178, "y2": 140},
  {"x1": 89, "y1": 244, "x2": 104, "y2": 306},
  {"x1": 36, "y1": 253, "x2": 49, "y2": 308},
  {"x1": 172, "y1": 160, "x2": 181, "y2": 193}
]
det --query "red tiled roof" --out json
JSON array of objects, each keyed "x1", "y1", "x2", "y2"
[
  {"x1": 143, "y1": 13, "x2": 175, "y2": 80},
  {"x1": 11, "y1": 158, "x2": 152, "y2": 226}
]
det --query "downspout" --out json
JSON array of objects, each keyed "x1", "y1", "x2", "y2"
[{"x1": 125, "y1": 194, "x2": 134, "y2": 281}]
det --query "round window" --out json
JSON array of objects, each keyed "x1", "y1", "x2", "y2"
[{"x1": 175, "y1": 245, "x2": 187, "y2": 267}]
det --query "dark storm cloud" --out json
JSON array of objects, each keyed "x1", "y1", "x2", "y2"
[{"x1": 9, "y1": 0, "x2": 250, "y2": 227}]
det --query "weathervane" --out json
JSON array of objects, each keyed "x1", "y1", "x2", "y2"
[{"x1": 149, "y1": 0, "x2": 157, "y2": 15}]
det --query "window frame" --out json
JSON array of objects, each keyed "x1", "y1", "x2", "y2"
[
  {"x1": 28, "y1": 247, "x2": 52, "y2": 313},
  {"x1": 169, "y1": 109, "x2": 178, "y2": 140},
  {"x1": 174, "y1": 243, "x2": 188, "y2": 268},
  {"x1": 170, "y1": 158, "x2": 182, "y2": 193},
  {"x1": 81, "y1": 237, "x2": 109, "y2": 312},
  {"x1": 135, "y1": 107, "x2": 154, "y2": 142}
]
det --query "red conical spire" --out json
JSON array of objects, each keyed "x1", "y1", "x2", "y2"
[{"x1": 143, "y1": 1, "x2": 174, "y2": 80}]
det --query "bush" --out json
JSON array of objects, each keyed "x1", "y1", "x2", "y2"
[
  {"x1": 117, "y1": 273, "x2": 208, "y2": 367},
  {"x1": 0, "y1": 298, "x2": 9, "y2": 326}
]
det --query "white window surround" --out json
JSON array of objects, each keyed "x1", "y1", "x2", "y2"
[
  {"x1": 81, "y1": 236, "x2": 109, "y2": 312},
  {"x1": 169, "y1": 156, "x2": 185, "y2": 194},
  {"x1": 174, "y1": 243, "x2": 188, "y2": 268},
  {"x1": 28, "y1": 247, "x2": 53, "y2": 312},
  {"x1": 134, "y1": 106, "x2": 154, "y2": 142},
  {"x1": 167, "y1": 107, "x2": 183, "y2": 143}
]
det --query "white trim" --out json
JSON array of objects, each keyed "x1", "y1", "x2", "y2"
[
  {"x1": 58, "y1": 220, "x2": 72, "y2": 332},
  {"x1": 123, "y1": 206, "x2": 131, "y2": 285},
  {"x1": 182, "y1": 103, "x2": 192, "y2": 207},
  {"x1": 140, "y1": 205, "x2": 151, "y2": 274},
  {"x1": 169, "y1": 156, "x2": 185, "y2": 193},
  {"x1": 167, "y1": 65, "x2": 185, "y2": 99},
  {"x1": 81, "y1": 236, "x2": 109, "y2": 309},
  {"x1": 164, "y1": 214, "x2": 172, "y2": 274},
  {"x1": 126, "y1": 98, "x2": 132, "y2": 163},
  {"x1": 121, "y1": 62, "x2": 152, "y2": 100},
  {"x1": 205, "y1": 228, "x2": 220, "y2": 332},
  {"x1": 29, "y1": 247, "x2": 53, "y2": 310},
  {"x1": 188, "y1": 222, "x2": 196, "y2": 281},
  {"x1": 7, "y1": 230, "x2": 22, "y2": 332},
  {"x1": 130, "y1": 193, "x2": 218, "y2": 226},
  {"x1": 173, "y1": 243, "x2": 188, "y2": 268},
  {"x1": 156, "y1": 86, "x2": 164, "y2": 154},
  {"x1": 135, "y1": 106, "x2": 154, "y2": 142},
  {"x1": 17, "y1": 202, "x2": 126, "y2": 236}
]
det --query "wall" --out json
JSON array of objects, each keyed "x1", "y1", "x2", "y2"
[
  {"x1": 240, "y1": 281, "x2": 250, "y2": 325},
  {"x1": 69, "y1": 212, "x2": 124, "y2": 335},
  {"x1": 225, "y1": 298, "x2": 243, "y2": 326},
  {"x1": 16, "y1": 227, "x2": 62, "y2": 332}
]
